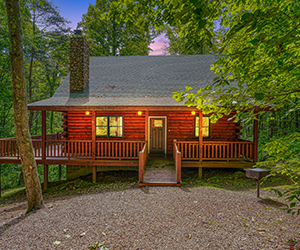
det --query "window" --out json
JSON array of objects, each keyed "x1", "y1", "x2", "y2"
[
  {"x1": 153, "y1": 120, "x2": 163, "y2": 127},
  {"x1": 195, "y1": 116, "x2": 210, "y2": 138},
  {"x1": 96, "y1": 116, "x2": 123, "y2": 137}
]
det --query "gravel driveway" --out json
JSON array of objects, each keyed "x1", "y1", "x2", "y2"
[{"x1": 0, "y1": 186, "x2": 299, "y2": 249}]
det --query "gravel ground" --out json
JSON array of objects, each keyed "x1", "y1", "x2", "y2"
[{"x1": 0, "y1": 186, "x2": 299, "y2": 249}]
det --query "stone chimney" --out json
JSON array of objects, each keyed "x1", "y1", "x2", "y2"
[{"x1": 70, "y1": 30, "x2": 89, "y2": 93}]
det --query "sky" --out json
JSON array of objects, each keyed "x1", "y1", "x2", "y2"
[{"x1": 51, "y1": 0, "x2": 169, "y2": 56}]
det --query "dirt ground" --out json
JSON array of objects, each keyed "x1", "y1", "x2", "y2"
[{"x1": 0, "y1": 183, "x2": 299, "y2": 250}]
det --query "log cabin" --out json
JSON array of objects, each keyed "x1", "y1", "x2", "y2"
[{"x1": 0, "y1": 30, "x2": 259, "y2": 188}]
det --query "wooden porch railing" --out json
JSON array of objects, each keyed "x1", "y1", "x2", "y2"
[
  {"x1": 173, "y1": 140, "x2": 181, "y2": 184},
  {"x1": 0, "y1": 136, "x2": 146, "y2": 161},
  {"x1": 96, "y1": 140, "x2": 145, "y2": 159},
  {"x1": 0, "y1": 139, "x2": 19, "y2": 157},
  {"x1": 176, "y1": 140, "x2": 254, "y2": 161},
  {"x1": 138, "y1": 142, "x2": 148, "y2": 183}
]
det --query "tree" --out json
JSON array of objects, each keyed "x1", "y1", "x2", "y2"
[
  {"x1": 124, "y1": 0, "x2": 300, "y2": 212},
  {"x1": 162, "y1": 25, "x2": 217, "y2": 55},
  {"x1": 168, "y1": 0, "x2": 300, "y2": 213},
  {"x1": 5, "y1": 0, "x2": 44, "y2": 212},
  {"x1": 25, "y1": 0, "x2": 71, "y2": 132},
  {"x1": 78, "y1": 0, "x2": 155, "y2": 56}
]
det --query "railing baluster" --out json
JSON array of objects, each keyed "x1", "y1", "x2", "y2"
[
  {"x1": 123, "y1": 142, "x2": 125, "y2": 158},
  {"x1": 242, "y1": 144, "x2": 245, "y2": 159},
  {"x1": 130, "y1": 142, "x2": 132, "y2": 157},
  {"x1": 134, "y1": 143, "x2": 136, "y2": 157}
]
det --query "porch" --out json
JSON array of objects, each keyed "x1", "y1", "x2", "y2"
[{"x1": 0, "y1": 136, "x2": 256, "y2": 188}]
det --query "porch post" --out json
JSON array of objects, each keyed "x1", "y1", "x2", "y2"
[
  {"x1": 92, "y1": 165, "x2": 97, "y2": 184},
  {"x1": 58, "y1": 165, "x2": 62, "y2": 181},
  {"x1": 92, "y1": 111, "x2": 96, "y2": 183},
  {"x1": 199, "y1": 110, "x2": 203, "y2": 163},
  {"x1": 0, "y1": 164, "x2": 1, "y2": 198},
  {"x1": 253, "y1": 110, "x2": 259, "y2": 163},
  {"x1": 42, "y1": 111, "x2": 46, "y2": 160},
  {"x1": 43, "y1": 164, "x2": 48, "y2": 189},
  {"x1": 198, "y1": 110, "x2": 203, "y2": 179},
  {"x1": 198, "y1": 167, "x2": 203, "y2": 179},
  {"x1": 145, "y1": 111, "x2": 149, "y2": 142},
  {"x1": 92, "y1": 111, "x2": 96, "y2": 160}
]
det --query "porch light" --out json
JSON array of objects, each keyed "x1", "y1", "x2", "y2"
[
  {"x1": 138, "y1": 111, "x2": 142, "y2": 116},
  {"x1": 191, "y1": 111, "x2": 196, "y2": 115},
  {"x1": 85, "y1": 111, "x2": 90, "y2": 115}
]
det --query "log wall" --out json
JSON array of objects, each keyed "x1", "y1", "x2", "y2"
[
  {"x1": 65, "y1": 111, "x2": 145, "y2": 141},
  {"x1": 65, "y1": 110, "x2": 240, "y2": 155}
]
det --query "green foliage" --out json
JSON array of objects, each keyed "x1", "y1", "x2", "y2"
[
  {"x1": 1, "y1": 164, "x2": 66, "y2": 191},
  {"x1": 161, "y1": 24, "x2": 217, "y2": 55},
  {"x1": 0, "y1": 0, "x2": 70, "y2": 138},
  {"x1": 154, "y1": 0, "x2": 300, "y2": 212},
  {"x1": 78, "y1": 0, "x2": 155, "y2": 56},
  {"x1": 272, "y1": 185, "x2": 300, "y2": 216},
  {"x1": 88, "y1": 241, "x2": 109, "y2": 250},
  {"x1": 181, "y1": 168, "x2": 292, "y2": 191},
  {"x1": 259, "y1": 133, "x2": 300, "y2": 178}
]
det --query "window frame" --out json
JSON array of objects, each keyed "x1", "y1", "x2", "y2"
[
  {"x1": 96, "y1": 116, "x2": 123, "y2": 138},
  {"x1": 195, "y1": 116, "x2": 210, "y2": 138}
]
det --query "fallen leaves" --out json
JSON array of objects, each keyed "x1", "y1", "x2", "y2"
[
  {"x1": 184, "y1": 233, "x2": 192, "y2": 239},
  {"x1": 53, "y1": 240, "x2": 61, "y2": 245}
]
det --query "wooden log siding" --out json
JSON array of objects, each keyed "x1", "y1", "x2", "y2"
[
  {"x1": 66, "y1": 111, "x2": 92, "y2": 140},
  {"x1": 66, "y1": 111, "x2": 145, "y2": 141},
  {"x1": 0, "y1": 111, "x2": 242, "y2": 159},
  {"x1": 65, "y1": 111, "x2": 241, "y2": 156},
  {"x1": 150, "y1": 111, "x2": 240, "y2": 155}
]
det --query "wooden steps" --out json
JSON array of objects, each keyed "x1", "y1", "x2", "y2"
[{"x1": 138, "y1": 182, "x2": 181, "y2": 187}]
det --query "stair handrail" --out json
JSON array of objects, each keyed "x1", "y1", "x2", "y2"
[
  {"x1": 138, "y1": 141, "x2": 148, "y2": 183},
  {"x1": 173, "y1": 139, "x2": 182, "y2": 184}
]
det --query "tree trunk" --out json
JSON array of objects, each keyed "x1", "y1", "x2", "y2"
[
  {"x1": 5, "y1": 0, "x2": 44, "y2": 213},
  {"x1": 28, "y1": 11, "x2": 36, "y2": 133},
  {"x1": 50, "y1": 111, "x2": 54, "y2": 134},
  {"x1": 295, "y1": 98, "x2": 299, "y2": 130}
]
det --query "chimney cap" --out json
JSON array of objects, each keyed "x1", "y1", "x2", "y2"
[{"x1": 74, "y1": 29, "x2": 82, "y2": 37}]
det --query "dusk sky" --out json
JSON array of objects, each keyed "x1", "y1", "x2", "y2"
[{"x1": 51, "y1": 0, "x2": 169, "y2": 55}]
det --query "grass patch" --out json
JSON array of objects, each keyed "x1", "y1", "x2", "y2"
[
  {"x1": 0, "y1": 171, "x2": 137, "y2": 206},
  {"x1": 181, "y1": 168, "x2": 293, "y2": 191},
  {"x1": 0, "y1": 168, "x2": 293, "y2": 206}
]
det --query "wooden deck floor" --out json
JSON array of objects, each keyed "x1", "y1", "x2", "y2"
[{"x1": 0, "y1": 156, "x2": 139, "y2": 166}]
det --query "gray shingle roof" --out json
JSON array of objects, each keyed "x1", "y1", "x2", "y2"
[{"x1": 28, "y1": 55, "x2": 225, "y2": 107}]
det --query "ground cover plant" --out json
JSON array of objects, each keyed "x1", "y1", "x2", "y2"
[{"x1": 0, "y1": 168, "x2": 293, "y2": 205}]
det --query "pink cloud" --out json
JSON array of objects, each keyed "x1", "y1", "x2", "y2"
[{"x1": 149, "y1": 33, "x2": 170, "y2": 56}]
